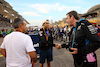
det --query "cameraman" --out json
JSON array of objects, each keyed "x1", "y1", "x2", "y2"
[{"x1": 62, "y1": 11, "x2": 100, "y2": 67}]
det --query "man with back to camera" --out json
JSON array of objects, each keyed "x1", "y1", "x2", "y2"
[{"x1": 0, "y1": 18, "x2": 37, "y2": 67}]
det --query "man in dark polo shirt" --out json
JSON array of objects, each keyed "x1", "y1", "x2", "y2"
[{"x1": 39, "y1": 19, "x2": 61, "y2": 67}]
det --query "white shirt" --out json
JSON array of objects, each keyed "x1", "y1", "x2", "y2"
[
  {"x1": 0, "y1": 31, "x2": 36, "y2": 67},
  {"x1": 64, "y1": 27, "x2": 66, "y2": 32},
  {"x1": 68, "y1": 28, "x2": 71, "y2": 32}
]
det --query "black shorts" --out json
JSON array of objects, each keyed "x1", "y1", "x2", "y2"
[{"x1": 39, "y1": 48, "x2": 53, "y2": 63}]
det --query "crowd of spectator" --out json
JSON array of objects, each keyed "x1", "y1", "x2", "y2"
[
  {"x1": 85, "y1": 14, "x2": 97, "y2": 19},
  {"x1": 0, "y1": 29, "x2": 14, "y2": 37}
]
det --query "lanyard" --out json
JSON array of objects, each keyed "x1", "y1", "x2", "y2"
[
  {"x1": 43, "y1": 28, "x2": 49, "y2": 46},
  {"x1": 72, "y1": 22, "x2": 77, "y2": 47},
  {"x1": 71, "y1": 18, "x2": 85, "y2": 47},
  {"x1": 43, "y1": 28, "x2": 48, "y2": 40}
]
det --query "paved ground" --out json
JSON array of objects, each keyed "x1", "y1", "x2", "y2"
[
  {"x1": 0, "y1": 37, "x2": 6, "y2": 67},
  {"x1": 0, "y1": 38, "x2": 100, "y2": 67}
]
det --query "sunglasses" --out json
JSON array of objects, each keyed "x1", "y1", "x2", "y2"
[{"x1": 45, "y1": 23, "x2": 49, "y2": 24}]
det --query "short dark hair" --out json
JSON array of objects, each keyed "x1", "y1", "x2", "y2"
[
  {"x1": 13, "y1": 18, "x2": 24, "y2": 29},
  {"x1": 66, "y1": 11, "x2": 80, "y2": 20}
]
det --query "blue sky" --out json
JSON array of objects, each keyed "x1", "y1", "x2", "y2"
[{"x1": 5, "y1": 0, "x2": 100, "y2": 27}]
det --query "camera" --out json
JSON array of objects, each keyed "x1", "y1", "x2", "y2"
[{"x1": 61, "y1": 41, "x2": 78, "y2": 52}]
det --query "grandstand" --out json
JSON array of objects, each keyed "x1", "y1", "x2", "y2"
[
  {"x1": 81, "y1": 4, "x2": 100, "y2": 25},
  {"x1": 0, "y1": 0, "x2": 29, "y2": 30}
]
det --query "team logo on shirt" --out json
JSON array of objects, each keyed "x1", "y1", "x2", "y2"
[
  {"x1": 87, "y1": 25, "x2": 96, "y2": 34},
  {"x1": 77, "y1": 25, "x2": 81, "y2": 30},
  {"x1": 39, "y1": 31, "x2": 43, "y2": 36},
  {"x1": 46, "y1": 31, "x2": 50, "y2": 36},
  {"x1": 81, "y1": 23, "x2": 85, "y2": 25}
]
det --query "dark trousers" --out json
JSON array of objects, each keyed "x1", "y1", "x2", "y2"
[{"x1": 74, "y1": 60, "x2": 97, "y2": 67}]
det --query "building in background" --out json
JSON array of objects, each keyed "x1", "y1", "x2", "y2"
[
  {"x1": 80, "y1": 4, "x2": 100, "y2": 25},
  {"x1": 51, "y1": 18, "x2": 68, "y2": 27},
  {"x1": 0, "y1": 0, "x2": 29, "y2": 30}
]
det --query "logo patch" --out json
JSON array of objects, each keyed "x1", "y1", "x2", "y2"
[
  {"x1": 87, "y1": 25, "x2": 96, "y2": 34},
  {"x1": 46, "y1": 31, "x2": 50, "y2": 36},
  {"x1": 39, "y1": 31, "x2": 43, "y2": 36},
  {"x1": 77, "y1": 25, "x2": 81, "y2": 30}
]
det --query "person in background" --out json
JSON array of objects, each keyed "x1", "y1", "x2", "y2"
[
  {"x1": 54, "y1": 25, "x2": 60, "y2": 40},
  {"x1": 10, "y1": 29, "x2": 14, "y2": 33},
  {"x1": 6, "y1": 29, "x2": 10, "y2": 35},
  {"x1": 97, "y1": 25, "x2": 100, "y2": 37},
  {"x1": 59, "y1": 27, "x2": 64, "y2": 41},
  {"x1": 0, "y1": 30, "x2": 3, "y2": 37},
  {"x1": 2, "y1": 29, "x2": 7, "y2": 37},
  {"x1": 93, "y1": 24, "x2": 98, "y2": 33},
  {"x1": 0, "y1": 18, "x2": 37, "y2": 67}
]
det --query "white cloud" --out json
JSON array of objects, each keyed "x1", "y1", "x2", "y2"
[
  {"x1": 30, "y1": 3, "x2": 81, "y2": 13},
  {"x1": 48, "y1": 17, "x2": 52, "y2": 20},
  {"x1": 81, "y1": 7, "x2": 90, "y2": 14},
  {"x1": 30, "y1": 3, "x2": 60, "y2": 13},
  {"x1": 58, "y1": 6, "x2": 66, "y2": 11},
  {"x1": 59, "y1": 6, "x2": 80, "y2": 11},
  {"x1": 75, "y1": 0, "x2": 82, "y2": 2},
  {"x1": 27, "y1": 20, "x2": 42, "y2": 27},
  {"x1": 22, "y1": 12, "x2": 42, "y2": 16},
  {"x1": 27, "y1": 18, "x2": 56, "y2": 27}
]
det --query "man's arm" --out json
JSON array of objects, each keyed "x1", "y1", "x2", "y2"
[
  {"x1": 28, "y1": 51, "x2": 37, "y2": 63},
  {"x1": 25, "y1": 36, "x2": 37, "y2": 66},
  {"x1": 0, "y1": 48, "x2": 6, "y2": 57},
  {"x1": 70, "y1": 21, "x2": 100, "y2": 55},
  {"x1": 78, "y1": 22, "x2": 100, "y2": 55}
]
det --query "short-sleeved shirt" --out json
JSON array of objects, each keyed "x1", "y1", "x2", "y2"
[{"x1": 0, "y1": 31, "x2": 36, "y2": 67}]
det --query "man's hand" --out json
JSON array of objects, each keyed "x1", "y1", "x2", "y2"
[
  {"x1": 28, "y1": 51, "x2": 37, "y2": 65},
  {"x1": 0, "y1": 48, "x2": 6, "y2": 57},
  {"x1": 32, "y1": 62, "x2": 36, "y2": 67},
  {"x1": 69, "y1": 48, "x2": 78, "y2": 54},
  {"x1": 55, "y1": 44, "x2": 62, "y2": 49}
]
